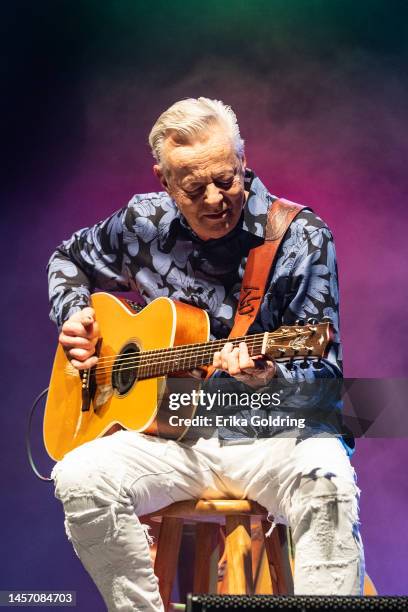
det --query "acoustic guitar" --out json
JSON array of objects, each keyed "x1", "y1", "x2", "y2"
[{"x1": 43, "y1": 292, "x2": 333, "y2": 461}]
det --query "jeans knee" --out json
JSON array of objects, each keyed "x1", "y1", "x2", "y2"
[
  {"x1": 51, "y1": 445, "x2": 128, "y2": 509},
  {"x1": 289, "y1": 471, "x2": 361, "y2": 546},
  {"x1": 288, "y1": 472, "x2": 364, "y2": 594},
  {"x1": 51, "y1": 446, "x2": 137, "y2": 552}
]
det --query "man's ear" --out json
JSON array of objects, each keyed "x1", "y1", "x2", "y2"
[{"x1": 153, "y1": 164, "x2": 170, "y2": 193}]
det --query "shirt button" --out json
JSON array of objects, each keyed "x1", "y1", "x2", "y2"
[{"x1": 193, "y1": 250, "x2": 199, "y2": 257}]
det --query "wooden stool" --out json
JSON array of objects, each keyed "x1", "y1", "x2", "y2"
[{"x1": 143, "y1": 499, "x2": 293, "y2": 610}]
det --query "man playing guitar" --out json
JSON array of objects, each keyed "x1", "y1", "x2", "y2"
[{"x1": 48, "y1": 97, "x2": 364, "y2": 609}]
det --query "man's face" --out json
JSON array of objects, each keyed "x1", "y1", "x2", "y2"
[{"x1": 154, "y1": 129, "x2": 246, "y2": 241}]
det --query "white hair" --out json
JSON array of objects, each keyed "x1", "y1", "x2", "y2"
[{"x1": 148, "y1": 97, "x2": 245, "y2": 167}]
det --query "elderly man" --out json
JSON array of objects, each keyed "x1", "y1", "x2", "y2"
[{"x1": 48, "y1": 97, "x2": 364, "y2": 610}]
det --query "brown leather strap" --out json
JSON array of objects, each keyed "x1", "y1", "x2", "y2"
[
  {"x1": 204, "y1": 198, "x2": 305, "y2": 378},
  {"x1": 229, "y1": 198, "x2": 305, "y2": 339}
]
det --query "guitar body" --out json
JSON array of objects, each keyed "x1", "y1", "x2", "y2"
[
  {"x1": 43, "y1": 293, "x2": 210, "y2": 461},
  {"x1": 44, "y1": 293, "x2": 331, "y2": 462}
]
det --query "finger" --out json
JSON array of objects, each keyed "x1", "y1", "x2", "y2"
[
  {"x1": 225, "y1": 347, "x2": 240, "y2": 374},
  {"x1": 70, "y1": 307, "x2": 96, "y2": 326},
  {"x1": 68, "y1": 347, "x2": 96, "y2": 361},
  {"x1": 213, "y1": 351, "x2": 222, "y2": 367},
  {"x1": 220, "y1": 345, "x2": 234, "y2": 370},
  {"x1": 238, "y1": 342, "x2": 255, "y2": 371},
  {"x1": 220, "y1": 342, "x2": 234, "y2": 357},
  {"x1": 220, "y1": 342, "x2": 234, "y2": 369},
  {"x1": 62, "y1": 320, "x2": 99, "y2": 340},
  {"x1": 62, "y1": 321, "x2": 93, "y2": 338},
  {"x1": 59, "y1": 333, "x2": 95, "y2": 350},
  {"x1": 70, "y1": 355, "x2": 98, "y2": 371}
]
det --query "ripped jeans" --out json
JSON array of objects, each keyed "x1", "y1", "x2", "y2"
[{"x1": 51, "y1": 432, "x2": 365, "y2": 611}]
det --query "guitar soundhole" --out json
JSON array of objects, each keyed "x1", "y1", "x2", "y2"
[{"x1": 112, "y1": 342, "x2": 140, "y2": 395}]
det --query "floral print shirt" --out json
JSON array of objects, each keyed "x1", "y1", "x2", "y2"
[{"x1": 48, "y1": 169, "x2": 346, "y2": 445}]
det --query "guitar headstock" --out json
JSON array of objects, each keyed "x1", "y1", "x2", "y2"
[{"x1": 264, "y1": 321, "x2": 333, "y2": 360}]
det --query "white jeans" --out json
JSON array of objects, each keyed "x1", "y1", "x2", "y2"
[{"x1": 51, "y1": 432, "x2": 364, "y2": 611}]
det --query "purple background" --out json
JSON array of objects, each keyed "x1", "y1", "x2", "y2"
[{"x1": 2, "y1": 0, "x2": 407, "y2": 605}]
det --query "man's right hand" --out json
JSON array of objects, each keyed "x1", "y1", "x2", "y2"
[{"x1": 59, "y1": 307, "x2": 100, "y2": 370}]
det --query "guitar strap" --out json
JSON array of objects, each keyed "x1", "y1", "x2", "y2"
[{"x1": 205, "y1": 197, "x2": 306, "y2": 378}]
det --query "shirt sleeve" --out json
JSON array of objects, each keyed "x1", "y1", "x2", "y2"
[
  {"x1": 47, "y1": 206, "x2": 138, "y2": 328},
  {"x1": 273, "y1": 224, "x2": 343, "y2": 382}
]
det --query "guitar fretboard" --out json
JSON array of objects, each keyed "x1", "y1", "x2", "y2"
[{"x1": 135, "y1": 334, "x2": 266, "y2": 379}]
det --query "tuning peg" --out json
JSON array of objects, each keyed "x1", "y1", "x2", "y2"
[
  {"x1": 300, "y1": 357, "x2": 310, "y2": 369},
  {"x1": 312, "y1": 358, "x2": 324, "y2": 370},
  {"x1": 321, "y1": 316, "x2": 333, "y2": 323},
  {"x1": 307, "y1": 318, "x2": 319, "y2": 325},
  {"x1": 295, "y1": 319, "x2": 305, "y2": 326}
]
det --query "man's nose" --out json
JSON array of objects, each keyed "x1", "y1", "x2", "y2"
[{"x1": 204, "y1": 183, "x2": 223, "y2": 207}]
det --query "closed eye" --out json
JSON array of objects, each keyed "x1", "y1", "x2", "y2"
[
  {"x1": 214, "y1": 179, "x2": 234, "y2": 189},
  {"x1": 184, "y1": 186, "x2": 205, "y2": 197},
  {"x1": 184, "y1": 177, "x2": 235, "y2": 197}
]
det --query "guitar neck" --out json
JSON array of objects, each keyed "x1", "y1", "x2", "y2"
[
  {"x1": 105, "y1": 321, "x2": 330, "y2": 382},
  {"x1": 137, "y1": 333, "x2": 266, "y2": 380}
]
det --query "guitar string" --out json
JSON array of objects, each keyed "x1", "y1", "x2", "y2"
[
  {"x1": 89, "y1": 329, "x2": 314, "y2": 367},
  {"x1": 84, "y1": 342, "x2": 316, "y2": 379},
  {"x1": 89, "y1": 332, "x2": 310, "y2": 371},
  {"x1": 91, "y1": 340, "x2": 264, "y2": 377},
  {"x1": 90, "y1": 345, "x2": 316, "y2": 381},
  {"x1": 92, "y1": 348, "x2": 263, "y2": 376},
  {"x1": 93, "y1": 336, "x2": 265, "y2": 367},
  {"x1": 92, "y1": 336, "x2": 264, "y2": 365},
  {"x1": 83, "y1": 336, "x2": 316, "y2": 377}
]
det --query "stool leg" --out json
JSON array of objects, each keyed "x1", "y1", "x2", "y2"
[
  {"x1": 194, "y1": 523, "x2": 220, "y2": 593},
  {"x1": 225, "y1": 515, "x2": 254, "y2": 594},
  {"x1": 261, "y1": 521, "x2": 294, "y2": 595},
  {"x1": 154, "y1": 517, "x2": 184, "y2": 610},
  {"x1": 251, "y1": 521, "x2": 273, "y2": 594},
  {"x1": 364, "y1": 573, "x2": 377, "y2": 595}
]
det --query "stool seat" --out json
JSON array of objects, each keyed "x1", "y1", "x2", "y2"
[{"x1": 146, "y1": 499, "x2": 269, "y2": 524}]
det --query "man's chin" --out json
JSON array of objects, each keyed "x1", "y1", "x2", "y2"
[
  {"x1": 199, "y1": 214, "x2": 240, "y2": 240},
  {"x1": 199, "y1": 223, "x2": 232, "y2": 241}
]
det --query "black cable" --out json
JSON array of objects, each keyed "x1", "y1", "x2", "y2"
[{"x1": 25, "y1": 387, "x2": 53, "y2": 482}]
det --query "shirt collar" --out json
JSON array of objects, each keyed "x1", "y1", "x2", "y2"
[{"x1": 242, "y1": 168, "x2": 277, "y2": 239}]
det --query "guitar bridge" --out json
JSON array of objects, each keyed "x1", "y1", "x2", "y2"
[
  {"x1": 80, "y1": 339, "x2": 101, "y2": 412},
  {"x1": 80, "y1": 371, "x2": 90, "y2": 412}
]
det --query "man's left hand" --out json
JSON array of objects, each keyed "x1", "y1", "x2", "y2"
[{"x1": 213, "y1": 341, "x2": 277, "y2": 389}]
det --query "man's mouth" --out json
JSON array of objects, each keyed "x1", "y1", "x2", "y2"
[{"x1": 204, "y1": 210, "x2": 229, "y2": 220}]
